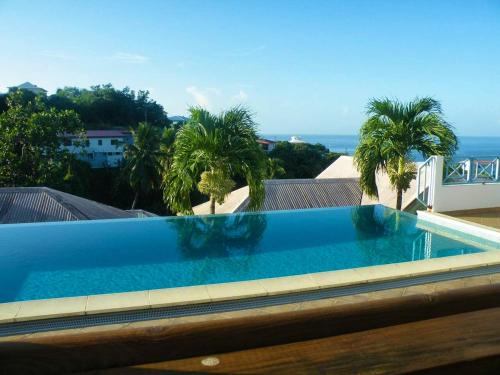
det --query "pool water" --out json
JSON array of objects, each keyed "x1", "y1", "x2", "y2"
[{"x1": 0, "y1": 205, "x2": 497, "y2": 303}]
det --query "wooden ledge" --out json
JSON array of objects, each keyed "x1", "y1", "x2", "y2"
[{"x1": 1, "y1": 283, "x2": 500, "y2": 373}]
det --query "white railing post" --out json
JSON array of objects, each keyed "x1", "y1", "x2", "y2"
[{"x1": 416, "y1": 156, "x2": 438, "y2": 209}]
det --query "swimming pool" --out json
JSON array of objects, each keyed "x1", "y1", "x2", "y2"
[{"x1": 0, "y1": 205, "x2": 497, "y2": 303}]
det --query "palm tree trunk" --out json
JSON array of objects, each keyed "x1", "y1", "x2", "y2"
[
  {"x1": 131, "y1": 191, "x2": 139, "y2": 210},
  {"x1": 210, "y1": 197, "x2": 216, "y2": 214},
  {"x1": 396, "y1": 188, "x2": 403, "y2": 210},
  {"x1": 396, "y1": 156, "x2": 404, "y2": 211}
]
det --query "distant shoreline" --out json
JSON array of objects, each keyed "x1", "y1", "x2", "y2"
[{"x1": 262, "y1": 134, "x2": 500, "y2": 158}]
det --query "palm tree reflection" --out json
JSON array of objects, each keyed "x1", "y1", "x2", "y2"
[
  {"x1": 350, "y1": 205, "x2": 422, "y2": 265},
  {"x1": 166, "y1": 213, "x2": 267, "y2": 284}
]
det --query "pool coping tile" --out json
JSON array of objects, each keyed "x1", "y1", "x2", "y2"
[
  {"x1": 86, "y1": 291, "x2": 149, "y2": 315},
  {"x1": 0, "y1": 303, "x2": 21, "y2": 324},
  {"x1": 260, "y1": 274, "x2": 319, "y2": 295},
  {"x1": 206, "y1": 280, "x2": 268, "y2": 301},
  {"x1": 309, "y1": 269, "x2": 368, "y2": 289},
  {"x1": 149, "y1": 285, "x2": 211, "y2": 307},
  {"x1": 14, "y1": 296, "x2": 87, "y2": 322}
]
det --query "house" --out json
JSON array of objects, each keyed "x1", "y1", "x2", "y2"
[
  {"x1": 62, "y1": 130, "x2": 133, "y2": 168},
  {"x1": 0, "y1": 187, "x2": 135, "y2": 224},
  {"x1": 193, "y1": 178, "x2": 362, "y2": 215},
  {"x1": 257, "y1": 138, "x2": 276, "y2": 152},
  {"x1": 8, "y1": 82, "x2": 47, "y2": 95}
]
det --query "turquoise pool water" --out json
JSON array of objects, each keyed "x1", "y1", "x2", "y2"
[{"x1": 0, "y1": 205, "x2": 496, "y2": 303}]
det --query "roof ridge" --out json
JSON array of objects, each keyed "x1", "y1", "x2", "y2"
[{"x1": 42, "y1": 189, "x2": 84, "y2": 220}]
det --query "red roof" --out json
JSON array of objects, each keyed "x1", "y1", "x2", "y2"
[{"x1": 257, "y1": 138, "x2": 276, "y2": 145}]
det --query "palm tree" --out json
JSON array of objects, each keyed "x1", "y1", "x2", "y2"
[
  {"x1": 123, "y1": 122, "x2": 163, "y2": 209},
  {"x1": 163, "y1": 106, "x2": 266, "y2": 214},
  {"x1": 266, "y1": 157, "x2": 286, "y2": 179},
  {"x1": 354, "y1": 97, "x2": 458, "y2": 210}
]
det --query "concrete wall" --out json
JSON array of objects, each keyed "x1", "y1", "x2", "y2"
[{"x1": 432, "y1": 156, "x2": 500, "y2": 212}]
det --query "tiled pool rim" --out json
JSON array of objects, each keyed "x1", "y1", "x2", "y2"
[{"x1": 1, "y1": 211, "x2": 499, "y2": 325}]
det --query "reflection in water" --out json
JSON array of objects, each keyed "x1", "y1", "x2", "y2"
[
  {"x1": 350, "y1": 205, "x2": 422, "y2": 264},
  {"x1": 168, "y1": 213, "x2": 267, "y2": 284},
  {"x1": 170, "y1": 213, "x2": 267, "y2": 258}
]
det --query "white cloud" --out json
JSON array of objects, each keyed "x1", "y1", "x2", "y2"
[
  {"x1": 185, "y1": 86, "x2": 249, "y2": 111},
  {"x1": 110, "y1": 52, "x2": 149, "y2": 64},
  {"x1": 232, "y1": 90, "x2": 248, "y2": 103},
  {"x1": 186, "y1": 86, "x2": 211, "y2": 108}
]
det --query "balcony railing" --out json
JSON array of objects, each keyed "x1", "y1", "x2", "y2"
[{"x1": 443, "y1": 157, "x2": 500, "y2": 185}]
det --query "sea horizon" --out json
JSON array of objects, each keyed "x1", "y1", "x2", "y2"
[{"x1": 262, "y1": 134, "x2": 500, "y2": 159}]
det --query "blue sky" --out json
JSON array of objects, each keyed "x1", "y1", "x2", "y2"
[{"x1": 1, "y1": 0, "x2": 499, "y2": 135}]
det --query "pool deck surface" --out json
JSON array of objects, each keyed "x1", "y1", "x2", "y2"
[{"x1": 444, "y1": 207, "x2": 500, "y2": 230}]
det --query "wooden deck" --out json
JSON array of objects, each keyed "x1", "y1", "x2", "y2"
[
  {"x1": 102, "y1": 307, "x2": 500, "y2": 374},
  {"x1": 1, "y1": 281, "x2": 500, "y2": 374}
]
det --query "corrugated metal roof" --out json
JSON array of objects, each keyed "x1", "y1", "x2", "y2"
[
  {"x1": 0, "y1": 187, "x2": 135, "y2": 224},
  {"x1": 237, "y1": 178, "x2": 362, "y2": 212}
]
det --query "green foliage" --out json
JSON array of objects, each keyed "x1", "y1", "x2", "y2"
[
  {"x1": 269, "y1": 142, "x2": 342, "y2": 178},
  {"x1": 163, "y1": 106, "x2": 266, "y2": 214},
  {"x1": 197, "y1": 170, "x2": 236, "y2": 204},
  {"x1": 123, "y1": 122, "x2": 165, "y2": 209},
  {"x1": 47, "y1": 84, "x2": 171, "y2": 129},
  {"x1": 354, "y1": 97, "x2": 458, "y2": 209},
  {"x1": 265, "y1": 157, "x2": 286, "y2": 179},
  {"x1": 60, "y1": 159, "x2": 92, "y2": 197},
  {"x1": 0, "y1": 91, "x2": 85, "y2": 187}
]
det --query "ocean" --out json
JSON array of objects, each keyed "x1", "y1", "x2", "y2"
[{"x1": 262, "y1": 134, "x2": 500, "y2": 160}]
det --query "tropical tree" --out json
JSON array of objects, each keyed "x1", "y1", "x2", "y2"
[
  {"x1": 47, "y1": 84, "x2": 171, "y2": 129},
  {"x1": 0, "y1": 91, "x2": 84, "y2": 187},
  {"x1": 265, "y1": 157, "x2": 286, "y2": 179},
  {"x1": 163, "y1": 106, "x2": 266, "y2": 214},
  {"x1": 269, "y1": 141, "x2": 342, "y2": 178},
  {"x1": 354, "y1": 97, "x2": 458, "y2": 210},
  {"x1": 123, "y1": 122, "x2": 164, "y2": 209}
]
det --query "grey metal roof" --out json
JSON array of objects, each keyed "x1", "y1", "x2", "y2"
[
  {"x1": 0, "y1": 187, "x2": 135, "y2": 224},
  {"x1": 237, "y1": 178, "x2": 362, "y2": 212}
]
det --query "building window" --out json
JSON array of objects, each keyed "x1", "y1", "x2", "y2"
[
  {"x1": 98, "y1": 140, "x2": 102, "y2": 146},
  {"x1": 87, "y1": 153, "x2": 94, "y2": 160},
  {"x1": 107, "y1": 152, "x2": 113, "y2": 156},
  {"x1": 110, "y1": 139, "x2": 119, "y2": 146},
  {"x1": 115, "y1": 152, "x2": 121, "y2": 155},
  {"x1": 72, "y1": 139, "x2": 89, "y2": 147}
]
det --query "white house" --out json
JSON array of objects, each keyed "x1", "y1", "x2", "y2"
[
  {"x1": 257, "y1": 138, "x2": 276, "y2": 152},
  {"x1": 8, "y1": 82, "x2": 47, "y2": 95},
  {"x1": 62, "y1": 130, "x2": 133, "y2": 168}
]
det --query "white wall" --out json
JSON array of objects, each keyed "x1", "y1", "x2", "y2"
[
  {"x1": 431, "y1": 156, "x2": 500, "y2": 212},
  {"x1": 62, "y1": 136, "x2": 129, "y2": 168}
]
